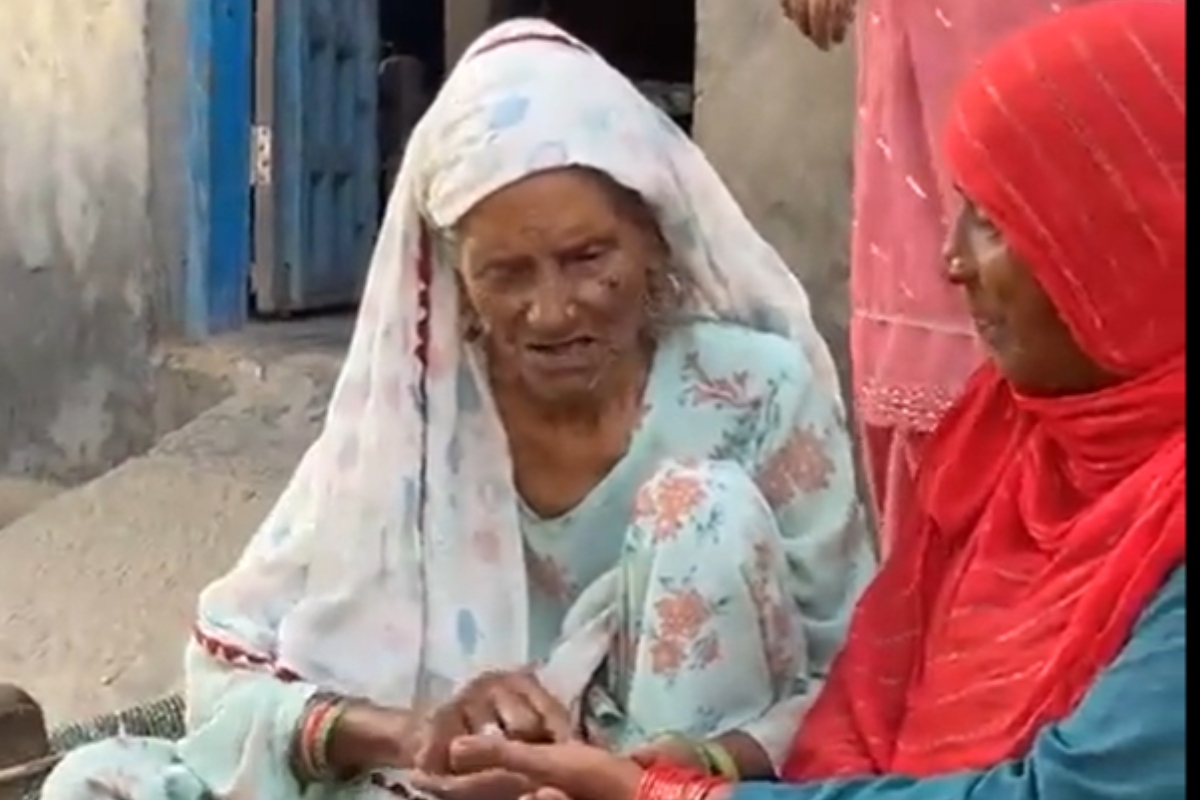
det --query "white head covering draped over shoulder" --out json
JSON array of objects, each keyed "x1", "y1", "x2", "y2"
[{"x1": 195, "y1": 19, "x2": 841, "y2": 711}]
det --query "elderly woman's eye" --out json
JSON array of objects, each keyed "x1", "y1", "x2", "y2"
[
  {"x1": 474, "y1": 258, "x2": 529, "y2": 286},
  {"x1": 578, "y1": 246, "x2": 608, "y2": 261},
  {"x1": 563, "y1": 242, "x2": 613, "y2": 267}
]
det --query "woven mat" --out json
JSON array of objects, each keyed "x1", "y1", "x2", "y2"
[{"x1": 17, "y1": 695, "x2": 185, "y2": 800}]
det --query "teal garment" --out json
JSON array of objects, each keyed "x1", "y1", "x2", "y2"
[
  {"x1": 732, "y1": 566, "x2": 1187, "y2": 800},
  {"x1": 41, "y1": 319, "x2": 873, "y2": 799},
  {"x1": 521, "y1": 318, "x2": 871, "y2": 673}
]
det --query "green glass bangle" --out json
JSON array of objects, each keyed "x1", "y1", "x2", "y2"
[{"x1": 697, "y1": 740, "x2": 740, "y2": 781}]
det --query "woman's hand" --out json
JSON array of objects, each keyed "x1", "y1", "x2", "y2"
[
  {"x1": 448, "y1": 735, "x2": 644, "y2": 800},
  {"x1": 781, "y1": 0, "x2": 856, "y2": 51},
  {"x1": 414, "y1": 670, "x2": 575, "y2": 774},
  {"x1": 408, "y1": 769, "x2": 535, "y2": 800},
  {"x1": 631, "y1": 730, "x2": 775, "y2": 780}
]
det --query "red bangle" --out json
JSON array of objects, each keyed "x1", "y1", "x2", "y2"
[
  {"x1": 636, "y1": 764, "x2": 729, "y2": 800},
  {"x1": 299, "y1": 700, "x2": 338, "y2": 776}
]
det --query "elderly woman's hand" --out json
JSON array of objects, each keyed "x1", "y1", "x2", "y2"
[
  {"x1": 447, "y1": 735, "x2": 645, "y2": 800},
  {"x1": 413, "y1": 670, "x2": 575, "y2": 774},
  {"x1": 781, "y1": 0, "x2": 856, "y2": 50}
]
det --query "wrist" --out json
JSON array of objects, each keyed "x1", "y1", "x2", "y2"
[
  {"x1": 651, "y1": 732, "x2": 742, "y2": 780},
  {"x1": 710, "y1": 731, "x2": 774, "y2": 780},
  {"x1": 326, "y1": 702, "x2": 419, "y2": 773},
  {"x1": 636, "y1": 764, "x2": 730, "y2": 800}
]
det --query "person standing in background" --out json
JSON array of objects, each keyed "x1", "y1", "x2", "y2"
[{"x1": 781, "y1": 0, "x2": 1104, "y2": 551}]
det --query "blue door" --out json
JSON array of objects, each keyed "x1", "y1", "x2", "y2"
[
  {"x1": 185, "y1": 0, "x2": 254, "y2": 336},
  {"x1": 252, "y1": 0, "x2": 379, "y2": 314}
]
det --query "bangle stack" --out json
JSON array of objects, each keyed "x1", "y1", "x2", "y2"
[
  {"x1": 294, "y1": 697, "x2": 350, "y2": 783},
  {"x1": 636, "y1": 764, "x2": 730, "y2": 800}
]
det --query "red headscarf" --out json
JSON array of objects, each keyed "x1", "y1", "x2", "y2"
[{"x1": 785, "y1": 0, "x2": 1186, "y2": 778}]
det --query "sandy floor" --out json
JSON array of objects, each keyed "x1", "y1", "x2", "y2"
[
  {"x1": 0, "y1": 319, "x2": 349, "y2": 725},
  {"x1": 0, "y1": 478, "x2": 64, "y2": 529}
]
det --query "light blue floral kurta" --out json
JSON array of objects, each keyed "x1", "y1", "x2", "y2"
[{"x1": 44, "y1": 319, "x2": 872, "y2": 799}]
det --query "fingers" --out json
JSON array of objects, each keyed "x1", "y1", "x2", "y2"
[
  {"x1": 510, "y1": 673, "x2": 575, "y2": 742},
  {"x1": 462, "y1": 672, "x2": 574, "y2": 743},
  {"x1": 795, "y1": 0, "x2": 854, "y2": 51},
  {"x1": 461, "y1": 684, "x2": 537, "y2": 738},
  {"x1": 449, "y1": 737, "x2": 642, "y2": 800},
  {"x1": 812, "y1": 0, "x2": 836, "y2": 50},
  {"x1": 413, "y1": 706, "x2": 471, "y2": 774},
  {"x1": 626, "y1": 745, "x2": 659, "y2": 768},
  {"x1": 417, "y1": 671, "x2": 575, "y2": 775},
  {"x1": 522, "y1": 789, "x2": 574, "y2": 800},
  {"x1": 409, "y1": 768, "x2": 529, "y2": 800},
  {"x1": 822, "y1": 0, "x2": 856, "y2": 47},
  {"x1": 791, "y1": 0, "x2": 814, "y2": 40},
  {"x1": 449, "y1": 736, "x2": 557, "y2": 784},
  {"x1": 827, "y1": 0, "x2": 855, "y2": 46}
]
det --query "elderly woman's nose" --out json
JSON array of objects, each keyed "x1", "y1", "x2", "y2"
[{"x1": 525, "y1": 272, "x2": 576, "y2": 331}]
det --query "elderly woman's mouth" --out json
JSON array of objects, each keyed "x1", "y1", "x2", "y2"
[{"x1": 524, "y1": 337, "x2": 601, "y2": 370}]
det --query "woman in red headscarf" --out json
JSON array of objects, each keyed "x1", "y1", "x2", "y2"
[
  {"x1": 783, "y1": 0, "x2": 1110, "y2": 555},
  {"x1": 436, "y1": 2, "x2": 1186, "y2": 798}
]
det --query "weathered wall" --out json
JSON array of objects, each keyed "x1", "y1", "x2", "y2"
[
  {"x1": 0, "y1": 0, "x2": 181, "y2": 483},
  {"x1": 694, "y1": 2, "x2": 856, "y2": 395}
]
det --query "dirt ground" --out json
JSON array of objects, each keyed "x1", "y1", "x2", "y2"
[
  {"x1": 0, "y1": 478, "x2": 64, "y2": 529},
  {"x1": 0, "y1": 320, "x2": 349, "y2": 726}
]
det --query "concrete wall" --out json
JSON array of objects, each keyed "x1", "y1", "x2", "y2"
[
  {"x1": 0, "y1": 0, "x2": 186, "y2": 483},
  {"x1": 694, "y1": 2, "x2": 856, "y2": 395}
]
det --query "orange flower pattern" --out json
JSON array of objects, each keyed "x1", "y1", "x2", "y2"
[
  {"x1": 570, "y1": 325, "x2": 866, "y2": 754},
  {"x1": 747, "y1": 540, "x2": 801, "y2": 687},
  {"x1": 589, "y1": 455, "x2": 828, "y2": 752},
  {"x1": 634, "y1": 468, "x2": 710, "y2": 542},
  {"x1": 758, "y1": 425, "x2": 836, "y2": 507},
  {"x1": 642, "y1": 586, "x2": 719, "y2": 680}
]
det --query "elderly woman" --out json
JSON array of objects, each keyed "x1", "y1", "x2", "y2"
[
  {"x1": 442, "y1": 3, "x2": 1187, "y2": 799},
  {"x1": 42, "y1": 18, "x2": 871, "y2": 800}
]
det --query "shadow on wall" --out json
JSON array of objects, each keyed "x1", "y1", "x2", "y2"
[
  {"x1": 693, "y1": 3, "x2": 871, "y2": 514},
  {"x1": 693, "y1": 0, "x2": 857, "y2": 400},
  {"x1": 0, "y1": 355, "x2": 232, "y2": 510},
  {"x1": 0, "y1": 0, "x2": 213, "y2": 488}
]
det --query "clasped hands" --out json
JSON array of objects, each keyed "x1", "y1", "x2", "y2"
[{"x1": 336, "y1": 669, "x2": 697, "y2": 800}]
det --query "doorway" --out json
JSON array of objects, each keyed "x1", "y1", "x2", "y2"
[
  {"x1": 542, "y1": 0, "x2": 695, "y2": 129},
  {"x1": 448, "y1": 0, "x2": 696, "y2": 128},
  {"x1": 222, "y1": 0, "x2": 695, "y2": 330}
]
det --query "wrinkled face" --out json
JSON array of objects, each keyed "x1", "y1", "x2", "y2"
[
  {"x1": 943, "y1": 192, "x2": 1114, "y2": 396},
  {"x1": 456, "y1": 167, "x2": 666, "y2": 403}
]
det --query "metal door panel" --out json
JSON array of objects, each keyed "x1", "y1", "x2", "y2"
[{"x1": 253, "y1": 0, "x2": 378, "y2": 314}]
